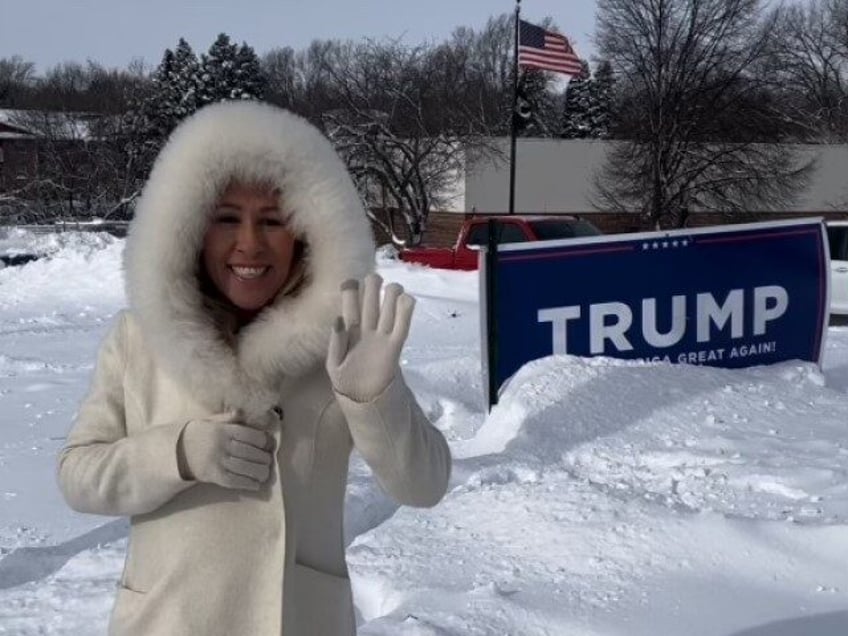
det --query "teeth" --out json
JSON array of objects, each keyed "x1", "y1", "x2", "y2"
[{"x1": 230, "y1": 266, "x2": 268, "y2": 280}]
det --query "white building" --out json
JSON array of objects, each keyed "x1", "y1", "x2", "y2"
[{"x1": 457, "y1": 138, "x2": 848, "y2": 214}]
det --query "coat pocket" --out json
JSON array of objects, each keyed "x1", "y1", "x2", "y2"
[
  {"x1": 108, "y1": 585, "x2": 147, "y2": 636},
  {"x1": 291, "y1": 562, "x2": 355, "y2": 636}
]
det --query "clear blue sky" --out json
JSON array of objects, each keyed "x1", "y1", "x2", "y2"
[{"x1": 0, "y1": 0, "x2": 598, "y2": 73}]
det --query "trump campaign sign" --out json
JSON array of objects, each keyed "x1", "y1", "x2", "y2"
[{"x1": 481, "y1": 218, "x2": 830, "y2": 407}]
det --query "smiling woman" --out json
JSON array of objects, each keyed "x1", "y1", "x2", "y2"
[
  {"x1": 201, "y1": 180, "x2": 301, "y2": 321},
  {"x1": 55, "y1": 100, "x2": 451, "y2": 636}
]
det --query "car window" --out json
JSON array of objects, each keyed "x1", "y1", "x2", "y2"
[
  {"x1": 466, "y1": 223, "x2": 489, "y2": 246},
  {"x1": 499, "y1": 223, "x2": 529, "y2": 244},
  {"x1": 828, "y1": 226, "x2": 848, "y2": 261},
  {"x1": 529, "y1": 219, "x2": 602, "y2": 240},
  {"x1": 466, "y1": 222, "x2": 529, "y2": 246}
]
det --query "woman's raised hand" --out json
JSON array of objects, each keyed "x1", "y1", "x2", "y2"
[{"x1": 326, "y1": 273, "x2": 415, "y2": 402}]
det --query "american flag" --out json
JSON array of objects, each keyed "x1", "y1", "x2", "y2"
[{"x1": 518, "y1": 19, "x2": 582, "y2": 76}]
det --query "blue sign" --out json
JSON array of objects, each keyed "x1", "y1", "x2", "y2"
[{"x1": 481, "y1": 219, "x2": 829, "y2": 404}]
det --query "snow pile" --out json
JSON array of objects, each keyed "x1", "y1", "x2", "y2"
[
  {"x1": 1, "y1": 232, "x2": 847, "y2": 635},
  {"x1": 0, "y1": 230, "x2": 124, "y2": 317},
  {"x1": 0, "y1": 228, "x2": 115, "y2": 259},
  {"x1": 349, "y1": 353, "x2": 848, "y2": 635}
]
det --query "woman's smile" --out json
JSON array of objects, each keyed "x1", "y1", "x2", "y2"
[
  {"x1": 202, "y1": 181, "x2": 298, "y2": 311},
  {"x1": 229, "y1": 265, "x2": 271, "y2": 280}
]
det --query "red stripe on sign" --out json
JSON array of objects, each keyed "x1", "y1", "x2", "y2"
[
  {"x1": 499, "y1": 245, "x2": 634, "y2": 263},
  {"x1": 697, "y1": 228, "x2": 818, "y2": 245}
]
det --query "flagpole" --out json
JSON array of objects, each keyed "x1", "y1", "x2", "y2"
[{"x1": 508, "y1": 0, "x2": 520, "y2": 216}]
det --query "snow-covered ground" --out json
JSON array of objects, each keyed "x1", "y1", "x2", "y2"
[{"x1": 1, "y1": 228, "x2": 847, "y2": 635}]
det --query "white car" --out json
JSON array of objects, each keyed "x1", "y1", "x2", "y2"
[{"x1": 828, "y1": 221, "x2": 848, "y2": 316}]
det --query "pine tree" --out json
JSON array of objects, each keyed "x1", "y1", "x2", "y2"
[
  {"x1": 147, "y1": 48, "x2": 178, "y2": 139},
  {"x1": 234, "y1": 43, "x2": 266, "y2": 100},
  {"x1": 198, "y1": 33, "x2": 267, "y2": 104},
  {"x1": 501, "y1": 17, "x2": 562, "y2": 138},
  {"x1": 127, "y1": 39, "x2": 202, "y2": 185},
  {"x1": 171, "y1": 38, "x2": 201, "y2": 118},
  {"x1": 589, "y1": 60, "x2": 614, "y2": 139},
  {"x1": 138, "y1": 40, "x2": 202, "y2": 141},
  {"x1": 561, "y1": 60, "x2": 593, "y2": 138},
  {"x1": 513, "y1": 69, "x2": 559, "y2": 137},
  {"x1": 128, "y1": 47, "x2": 177, "y2": 174},
  {"x1": 198, "y1": 33, "x2": 237, "y2": 103}
]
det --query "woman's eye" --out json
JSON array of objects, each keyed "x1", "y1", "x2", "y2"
[
  {"x1": 215, "y1": 215, "x2": 239, "y2": 224},
  {"x1": 262, "y1": 217, "x2": 286, "y2": 227}
]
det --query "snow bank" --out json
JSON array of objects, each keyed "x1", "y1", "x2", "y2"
[
  {"x1": 0, "y1": 230, "x2": 125, "y2": 317},
  {"x1": 1, "y1": 231, "x2": 847, "y2": 635},
  {"x1": 349, "y1": 354, "x2": 848, "y2": 635}
]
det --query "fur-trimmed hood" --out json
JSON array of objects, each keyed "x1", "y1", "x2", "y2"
[{"x1": 124, "y1": 101, "x2": 375, "y2": 416}]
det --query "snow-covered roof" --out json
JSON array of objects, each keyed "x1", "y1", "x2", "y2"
[
  {"x1": 0, "y1": 109, "x2": 25, "y2": 126},
  {"x1": 0, "y1": 131, "x2": 35, "y2": 140},
  {"x1": 0, "y1": 109, "x2": 94, "y2": 140}
]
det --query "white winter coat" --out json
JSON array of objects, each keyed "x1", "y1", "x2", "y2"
[{"x1": 57, "y1": 101, "x2": 451, "y2": 636}]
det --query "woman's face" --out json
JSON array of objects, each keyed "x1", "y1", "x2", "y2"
[{"x1": 202, "y1": 181, "x2": 297, "y2": 311}]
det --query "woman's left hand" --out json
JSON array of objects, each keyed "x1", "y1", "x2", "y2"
[{"x1": 326, "y1": 273, "x2": 415, "y2": 402}]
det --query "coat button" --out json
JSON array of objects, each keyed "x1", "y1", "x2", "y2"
[{"x1": 271, "y1": 405, "x2": 284, "y2": 421}]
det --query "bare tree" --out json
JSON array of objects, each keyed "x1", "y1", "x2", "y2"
[
  {"x1": 0, "y1": 183, "x2": 37, "y2": 224},
  {"x1": 289, "y1": 40, "x2": 349, "y2": 125},
  {"x1": 465, "y1": 14, "x2": 514, "y2": 135},
  {"x1": 764, "y1": 0, "x2": 848, "y2": 141},
  {"x1": 262, "y1": 47, "x2": 298, "y2": 110},
  {"x1": 86, "y1": 110, "x2": 149, "y2": 219},
  {"x1": 463, "y1": 13, "x2": 564, "y2": 137},
  {"x1": 1, "y1": 57, "x2": 150, "y2": 114},
  {"x1": 4, "y1": 107, "x2": 148, "y2": 222},
  {"x1": 0, "y1": 56, "x2": 36, "y2": 105},
  {"x1": 319, "y1": 39, "x2": 497, "y2": 246},
  {"x1": 595, "y1": 0, "x2": 811, "y2": 228},
  {"x1": 5, "y1": 110, "x2": 100, "y2": 220}
]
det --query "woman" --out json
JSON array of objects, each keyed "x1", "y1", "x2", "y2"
[{"x1": 57, "y1": 100, "x2": 451, "y2": 636}]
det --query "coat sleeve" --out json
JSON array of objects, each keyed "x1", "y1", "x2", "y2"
[
  {"x1": 57, "y1": 312, "x2": 194, "y2": 516},
  {"x1": 335, "y1": 375, "x2": 451, "y2": 507}
]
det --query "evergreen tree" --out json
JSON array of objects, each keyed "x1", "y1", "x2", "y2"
[
  {"x1": 138, "y1": 40, "x2": 202, "y2": 141},
  {"x1": 498, "y1": 15, "x2": 563, "y2": 137},
  {"x1": 127, "y1": 39, "x2": 202, "y2": 186},
  {"x1": 589, "y1": 60, "x2": 614, "y2": 139},
  {"x1": 234, "y1": 43, "x2": 266, "y2": 99},
  {"x1": 561, "y1": 60, "x2": 593, "y2": 138},
  {"x1": 513, "y1": 69, "x2": 559, "y2": 137},
  {"x1": 171, "y1": 38, "x2": 201, "y2": 118},
  {"x1": 127, "y1": 47, "x2": 177, "y2": 176},
  {"x1": 147, "y1": 48, "x2": 178, "y2": 139},
  {"x1": 199, "y1": 33, "x2": 267, "y2": 104}
]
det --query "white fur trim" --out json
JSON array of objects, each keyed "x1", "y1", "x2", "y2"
[{"x1": 124, "y1": 101, "x2": 375, "y2": 414}]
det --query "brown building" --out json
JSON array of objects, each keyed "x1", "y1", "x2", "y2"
[
  {"x1": 0, "y1": 109, "x2": 103, "y2": 222},
  {"x1": 0, "y1": 111, "x2": 39, "y2": 195}
]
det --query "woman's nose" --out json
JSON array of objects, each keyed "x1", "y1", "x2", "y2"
[{"x1": 235, "y1": 222, "x2": 265, "y2": 255}]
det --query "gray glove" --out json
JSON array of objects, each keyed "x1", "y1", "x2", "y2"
[
  {"x1": 177, "y1": 411, "x2": 274, "y2": 491},
  {"x1": 326, "y1": 273, "x2": 415, "y2": 402}
]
